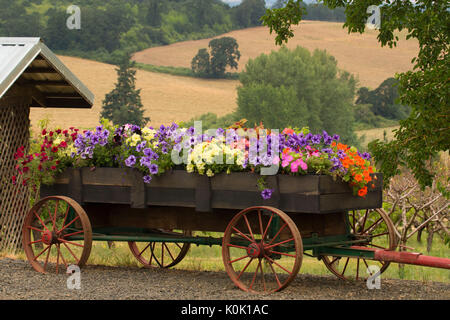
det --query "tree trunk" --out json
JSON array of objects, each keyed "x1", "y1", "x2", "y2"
[{"x1": 426, "y1": 230, "x2": 434, "y2": 253}]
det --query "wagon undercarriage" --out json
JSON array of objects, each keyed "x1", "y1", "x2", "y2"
[{"x1": 21, "y1": 169, "x2": 449, "y2": 293}]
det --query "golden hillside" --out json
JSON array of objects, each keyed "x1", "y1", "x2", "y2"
[
  {"x1": 30, "y1": 56, "x2": 239, "y2": 130},
  {"x1": 133, "y1": 21, "x2": 418, "y2": 89}
]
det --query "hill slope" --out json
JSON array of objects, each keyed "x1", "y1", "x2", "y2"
[
  {"x1": 133, "y1": 21, "x2": 418, "y2": 89},
  {"x1": 30, "y1": 56, "x2": 239, "y2": 130}
]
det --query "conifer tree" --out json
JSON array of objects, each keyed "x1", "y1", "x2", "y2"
[{"x1": 100, "y1": 53, "x2": 149, "y2": 127}]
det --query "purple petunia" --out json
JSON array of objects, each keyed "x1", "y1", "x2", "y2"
[
  {"x1": 143, "y1": 175, "x2": 152, "y2": 184},
  {"x1": 311, "y1": 134, "x2": 322, "y2": 144},
  {"x1": 149, "y1": 163, "x2": 159, "y2": 175},
  {"x1": 125, "y1": 155, "x2": 136, "y2": 167},
  {"x1": 261, "y1": 188, "x2": 274, "y2": 200}
]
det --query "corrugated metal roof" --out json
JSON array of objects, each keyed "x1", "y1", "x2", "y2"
[{"x1": 0, "y1": 37, "x2": 94, "y2": 108}]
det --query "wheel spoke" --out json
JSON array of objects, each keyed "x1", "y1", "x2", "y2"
[
  {"x1": 268, "y1": 250, "x2": 297, "y2": 258},
  {"x1": 264, "y1": 237, "x2": 295, "y2": 250},
  {"x1": 267, "y1": 259, "x2": 282, "y2": 288},
  {"x1": 33, "y1": 245, "x2": 51, "y2": 261},
  {"x1": 262, "y1": 213, "x2": 274, "y2": 241},
  {"x1": 237, "y1": 258, "x2": 254, "y2": 280},
  {"x1": 59, "y1": 216, "x2": 80, "y2": 233},
  {"x1": 266, "y1": 223, "x2": 287, "y2": 246},
  {"x1": 227, "y1": 243, "x2": 249, "y2": 250},
  {"x1": 33, "y1": 211, "x2": 50, "y2": 232},
  {"x1": 27, "y1": 226, "x2": 43, "y2": 233},
  {"x1": 62, "y1": 242, "x2": 80, "y2": 264},
  {"x1": 249, "y1": 259, "x2": 261, "y2": 290},
  {"x1": 62, "y1": 230, "x2": 84, "y2": 238},
  {"x1": 229, "y1": 254, "x2": 250, "y2": 264},
  {"x1": 43, "y1": 244, "x2": 52, "y2": 271},
  {"x1": 264, "y1": 254, "x2": 292, "y2": 275},
  {"x1": 52, "y1": 200, "x2": 59, "y2": 230},
  {"x1": 163, "y1": 243, "x2": 176, "y2": 262},
  {"x1": 243, "y1": 214, "x2": 255, "y2": 242},
  {"x1": 232, "y1": 226, "x2": 254, "y2": 243}
]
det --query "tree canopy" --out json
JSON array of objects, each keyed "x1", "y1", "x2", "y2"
[
  {"x1": 261, "y1": 0, "x2": 450, "y2": 188},
  {"x1": 100, "y1": 53, "x2": 149, "y2": 127},
  {"x1": 237, "y1": 46, "x2": 359, "y2": 146},
  {"x1": 191, "y1": 37, "x2": 241, "y2": 78}
]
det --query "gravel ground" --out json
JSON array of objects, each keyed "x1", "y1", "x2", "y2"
[{"x1": 0, "y1": 257, "x2": 449, "y2": 300}]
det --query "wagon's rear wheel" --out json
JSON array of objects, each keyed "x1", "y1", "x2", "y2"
[
  {"x1": 321, "y1": 208, "x2": 397, "y2": 281},
  {"x1": 128, "y1": 230, "x2": 191, "y2": 268},
  {"x1": 22, "y1": 196, "x2": 92, "y2": 274},
  {"x1": 222, "y1": 206, "x2": 303, "y2": 293}
]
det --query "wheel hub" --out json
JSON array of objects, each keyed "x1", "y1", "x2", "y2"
[
  {"x1": 42, "y1": 230, "x2": 59, "y2": 245},
  {"x1": 247, "y1": 243, "x2": 263, "y2": 258}
]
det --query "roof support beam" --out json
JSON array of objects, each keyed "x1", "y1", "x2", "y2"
[{"x1": 23, "y1": 68, "x2": 58, "y2": 74}]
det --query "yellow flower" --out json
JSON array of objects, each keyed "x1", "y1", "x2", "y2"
[{"x1": 206, "y1": 169, "x2": 214, "y2": 177}]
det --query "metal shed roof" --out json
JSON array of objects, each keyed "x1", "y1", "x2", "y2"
[{"x1": 0, "y1": 37, "x2": 94, "y2": 108}]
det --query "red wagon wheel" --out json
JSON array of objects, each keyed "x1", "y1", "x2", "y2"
[
  {"x1": 128, "y1": 230, "x2": 191, "y2": 268},
  {"x1": 321, "y1": 208, "x2": 397, "y2": 281},
  {"x1": 222, "y1": 206, "x2": 303, "y2": 293},
  {"x1": 22, "y1": 196, "x2": 92, "y2": 274}
]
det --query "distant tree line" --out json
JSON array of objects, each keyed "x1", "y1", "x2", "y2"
[
  {"x1": 0, "y1": 0, "x2": 349, "y2": 65},
  {"x1": 271, "y1": 0, "x2": 346, "y2": 22},
  {"x1": 0, "y1": 0, "x2": 266, "y2": 64}
]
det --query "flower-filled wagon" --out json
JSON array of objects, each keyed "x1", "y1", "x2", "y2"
[{"x1": 15, "y1": 121, "x2": 400, "y2": 293}]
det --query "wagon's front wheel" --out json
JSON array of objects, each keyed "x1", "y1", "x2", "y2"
[
  {"x1": 321, "y1": 208, "x2": 397, "y2": 281},
  {"x1": 222, "y1": 206, "x2": 303, "y2": 293},
  {"x1": 128, "y1": 230, "x2": 191, "y2": 268},
  {"x1": 22, "y1": 196, "x2": 92, "y2": 274}
]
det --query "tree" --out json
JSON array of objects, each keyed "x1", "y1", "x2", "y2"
[
  {"x1": 261, "y1": 0, "x2": 450, "y2": 188},
  {"x1": 100, "y1": 53, "x2": 149, "y2": 127},
  {"x1": 233, "y1": 0, "x2": 267, "y2": 28},
  {"x1": 237, "y1": 46, "x2": 359, "y2": 145},
  {"x1": 191, "y1": 37, "x2": 241, "y2": 78},
  {"x1": 191, "y1": 48, "x2": 211, "y2": 77},
  {"x1": 209, "y1": 37, "x2": 241, "y2": 77},
  {"x1": 356, "y1": 78, "x2": 410, "y2": 121}
]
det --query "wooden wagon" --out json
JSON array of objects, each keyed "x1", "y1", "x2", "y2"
[{"x1": 23, "y1": 167, "x2": 401, "y2": 293}]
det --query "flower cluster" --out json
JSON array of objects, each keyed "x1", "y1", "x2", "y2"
[{"x1": 13, "y1": 121, "x2": 376, "y2": 200}]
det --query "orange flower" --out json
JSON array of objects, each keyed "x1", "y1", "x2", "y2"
[
  {"x1": 337, "y1": 143, "x2": 348, "y2": 150},
  {"x1": 354, "y1": 174, "x2": 363, "y2": 182},
  {"x1": 358, "y1": 186, "x2": 368, "y2": 197}
]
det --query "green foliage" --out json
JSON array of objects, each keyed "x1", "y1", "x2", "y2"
[
  {"x1": 183, "y1": 112, "x2": 239, "y2": 129},
  {"x1": 232, "y1": 0, "x2": 266, "y2": 28},
  {"x1": 100, "y1": 53, "x2": 149, "y2": 127},
  {"x1": 191, "y1": 48, "x2": 211, "y2": 77},
  {"x1": 0, "y1": 0, "x2": 242, "y2": 64},
  {"x1": 262, "y1": 0, "x2": 450, "y2": 189},
  {"x1": 209, "y1": 37, "x2": 241, "y2": 77},
  {"x1": 236, "y1": 46, "x2": 360, "y2": 146},
  {"x1": 356, "y1": 78, "x2": 410, "y2": 121},
  {"x1": 191, "y1": 37, "x2": 241, "y2": 78}
]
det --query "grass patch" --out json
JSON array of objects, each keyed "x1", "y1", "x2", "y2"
[
  {"x1": 2, "y1": 232, "x2": 448, "y2": 283},
  {"x1": 135, "y1": 62, "x2": 240, "y2": 80}
]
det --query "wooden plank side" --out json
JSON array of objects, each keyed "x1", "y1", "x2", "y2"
[
  {"x1": 319, "y1": 173, "x2": 382, "y2": 194},
  {"x1": 146, "y1": 187, "x2": 195, "y2": 207},
  {"x1": 81, "y1": 167, "x2": 134, "y2": 186},
  {"x1": 319, "y1": 190, "x2": 382, "y2": 213},
  {"x1": 82, "y1": 185, "x2": 131, "y2": 204},
  {"x1": 278, "y1": 174, "x2": 319, "y2": 194}
]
